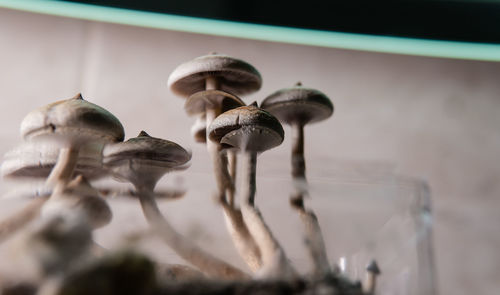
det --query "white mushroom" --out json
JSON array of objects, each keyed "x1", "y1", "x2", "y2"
[
  {"x1": 103, "y1": 131, "x2": 248, "y2": 280},
  {"x1": 209, "y1": 103, "x2": 295, "y2": 279}
]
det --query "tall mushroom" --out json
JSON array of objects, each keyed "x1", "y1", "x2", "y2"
[
  {"x1": 261, "y1": 82, "x2": 334, "y2": 276},
  {"x1": 168, "y1": 54, "x2": 263, "y2": 272},
  {"x1": 103, "y1": 131, "x2": 247, "y2": 280},
  {"x1": 208, "y1": 103, "x2": 295, "y2": 279}
]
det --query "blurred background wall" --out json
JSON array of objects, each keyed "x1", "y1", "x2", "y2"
[{"x1": 0, "y1": 6, "x2": 499, "y2": 295}]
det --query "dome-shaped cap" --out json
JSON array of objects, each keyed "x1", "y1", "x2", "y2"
[
  {"x1": 103, "y1": 131, "x2": 191, "y2": 169},
  {"x1": 168, "y1": 54, "x2": 262, "y2": 97},
  {"x1": 1, "y1": 142, "x2": 107, "y2": 180},
  {"x1": 20, "y1": 93, "x2": 125, "y2": 144},
  {"x1": 185, "y1": 90, "x2": 245, "y2": 116},
  {"x1": 208, "y1": 103, "x2": 284, "y2": 153},
  {"x1": 261, "y1": 83, "x2": 333, "y2": 125}
]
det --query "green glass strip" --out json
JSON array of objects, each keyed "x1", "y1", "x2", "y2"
[{"x1": 1, "y1": 0, "x2": 500, "y2": 61}]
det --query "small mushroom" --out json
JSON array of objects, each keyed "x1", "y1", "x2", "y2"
[
  {"x1": 103, "y1": 131, "x2": 247, "y2": 280},
  {"x1": 0, "y1": 141, "x2": 106, "y2": 243},
  {"x1": 261, "y1": 83, "x2": 333, "y2": 276},
  {"x1": 363, "y1": 260, "x2": 381, "y2": 294},
  {"x1": 20, "y1": 93, "x2": 124, "y2": 193},
  {"x1": 208, "y1": 103, "x2": 295, "y2": 279},
  {"x1": 41, "y1": 175, "x2": 112, "y2": 231}
]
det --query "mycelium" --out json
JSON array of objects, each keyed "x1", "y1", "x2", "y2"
[
  {"x1": 169, "y1": 54, "x2": 262, "y2": 273},
  {"x1": 103, "y1": 131, "x2": 247, "y2": 280},
  {"x1": 261, "y1": 82, "x2": 334, "y2": 276},
  {"x1": 208, "y1": 103, "x2": 295, "y2": 279}
]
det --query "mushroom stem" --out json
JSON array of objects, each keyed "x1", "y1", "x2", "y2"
[
  {"x1": 46, "y1": 146, "x2": 79, "y2": 192},
  {"x1": 364, "y1": 272, "x2": 377, "y2": 294},
  {"x1": 291, "y1": 123, "x2": 306, "y2": 181},
  {"x1": 0, "y1": 196, "x2": 48, "y2": 243},
  {"x1": 290, "y1": 123, "x2": 331, "y2": 276},
  {"x1": 206, "y1": 108, "x2": 233, "y2": 202},
  {"x1": 135, "y1": 184, "x2": 248, "y2": 280},
  {"x1": 205, "y1": 76, "x2": 220, "y2": 90},
  {"x1": 239, "y1": 152, "x2": 295, "y2": 279},
  {"x1": 221, "y1": 204, "x2": 262, "y2": 272},
  {"x1": 227, "y1": 150, "x2": 237, "y2": 206}
]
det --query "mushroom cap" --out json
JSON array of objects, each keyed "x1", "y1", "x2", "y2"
[
  {"x1": 190, "y1": 115, "x2": 207, "y2": 143},
  {"x1": 103, "y1": 131, "x2": 192, "y2": 169},
  {"x1": 42, "y1": 175, "x2": 112, "y2": 229},
  {"x1": 261, "y1": 84, "x2": 333, "y2": 125},
  {"x1": 168, "y1": 54, "x2": 262, "y2": 97},
  {"x1": 366, "y1": 260, "x2": 381, "y2": 275},
  {"x1": 184, "y1": 89, "x2": 245, "y2": 116},
  {"x1": 208, "y1": 103, "x2": 284, "y2": 153},
  {"x1": 1, "y1": 142, "x2": 107, "y2": 180},
  {"x1": 20, "y1": 94, "x2": 125, "y2": 145}
]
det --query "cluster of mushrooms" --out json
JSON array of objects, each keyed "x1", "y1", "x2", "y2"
[{"x1": 0, "y1": 53, "x2": 380, "y2": 295}]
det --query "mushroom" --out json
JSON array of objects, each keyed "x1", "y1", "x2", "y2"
[
  {"x1": 261, "y1": 82, "x2": 333, "y2": 276},
  {"x1": 185, "y1": 89, "x2": 245, "y2": 203},
  {"x1": 41, "y1": 175, "x2": 112, "y2": 231},
  {"x1": 0, "y1": 93, "x2": 121, "y2": 242},
  {"x1": 169, "y1": 54, "x2": 263, "y2": 272},
  {"x1": 103, "y1": 131, "x2": 247, "y2": 280},
  {"x1": 167, "y1": 53, "x2": 261, "y2": 98},
  {"x1": 363, "y1": 260, "x2": 381, "y2": 294},
  {"x1": 208, "y1": 103, "x2": 295, "y2": 279},
  {"x1": 168, "y1": 53, "x2": 261, "y2": 201},
  {"x1": 19, "y1": 93, "x2": 124, "y2": 193}
]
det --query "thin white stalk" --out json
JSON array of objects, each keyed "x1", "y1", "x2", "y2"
[
  {"x1": 136, "y1": 185, "x2": 248, "y2": 280},
  {"x1": 239, "y1": 152, "x2": 295, "y2": 279}
]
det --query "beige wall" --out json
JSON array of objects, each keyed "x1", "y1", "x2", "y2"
[{"x1": 0, "y1": 8, "x2": 499, "y2": 295}]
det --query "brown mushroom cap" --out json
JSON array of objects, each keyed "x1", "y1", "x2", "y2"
[
  {"x1": 1, "y1": 143, "x2": 107, "y2": 180},
  {"x1": 103, "y1": 131, "x2": 191, "y2": 169},
  {"x1": 20, "y1": 93, "x2": 125, "y2": 145},
  {"x1": 168, "y1": 54, "x2": 262, "y2": 97},
  {"x1": 184, "y1": 89, "x2": 245, "y2": 116},
  {"x1": 208, "y1": 103, "x2": 284, "y2": 153},
  {"x1": 261, "y1": 84, "x2": 333, "y2": 125}
]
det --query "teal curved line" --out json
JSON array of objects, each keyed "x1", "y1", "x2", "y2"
[{"x1": 1, "y1": 0, "x2": 500, "y2": 62}]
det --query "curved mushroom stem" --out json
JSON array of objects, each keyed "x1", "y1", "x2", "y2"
[
  {"x1": 206, "y1": 108, "x2": 233, "y2": 203},
  {"x1": 290, "y1": 123, "x2": 331, "y2": 276},
  {"x1": 46, "y1": 146, "x2": 79, "y2": 193},
  {"x1": 0, "y1": 196, "x2": 48, "y2": 243},
  {"x1": 135, "y1": 184, "x2": 248, "y2": 280},
  {"x1": 240, "y1": 152, "x2": 295, "y2": 279},
  {"x1": 204, "y1": 76, "x2": 261, "y2": 274},
  {"x1": 221, "y1": 203, "x2": 262, "y2": 273}
]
